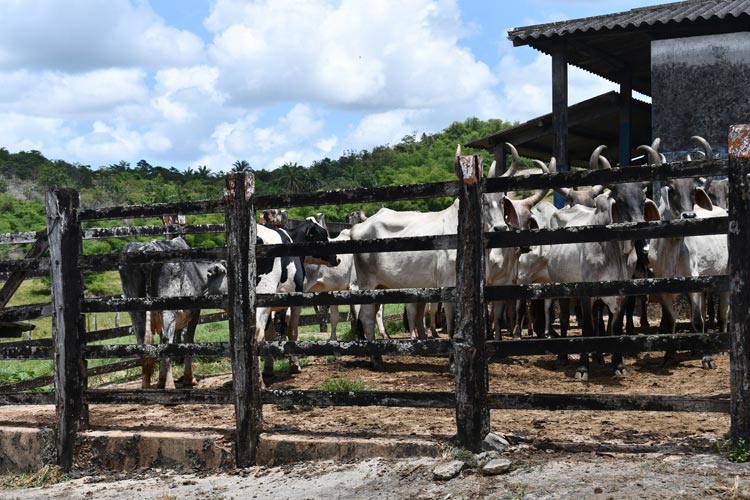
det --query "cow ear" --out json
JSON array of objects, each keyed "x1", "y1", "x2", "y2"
[
  {"x1": 609, "y1": 199, "x2": 623, "y2": 224},
  {"x1": 644, "y1": 199, "x2": 660, "y2": 222},
  {"x1": 695, "y1": 187, "x2": 714, "y2": 211},
  {"x1": 503, "y1": 197, "x2": 520, "y2": 229}
]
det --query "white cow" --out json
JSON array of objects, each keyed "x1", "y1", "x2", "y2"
[
  {"x1": 303, "y1": 228, "x2": 386, "y2": 340},
  {"x1": 644, "y1": 143, "x2": 728, "y2": 369},
  {"x1": 542, "y1": 146, "x2": 660, "y2": 380},
  {"x1": 351, "y1": 144, "x2": 541, "y2": 366}
]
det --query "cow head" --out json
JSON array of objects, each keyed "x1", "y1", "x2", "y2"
[
  {"x1": 638, "y1": 142, "x2": 713, "y2": 221},
  {"x1": 691, "y1": 135, "x2": 728, "y2": 210},
  {"x1": 552, "y1": 145, "x2": 609, "y2": 208},
  {"x1": 262, "y1": 209, "x2": 288, "y2": 228},
  {"x1": 298, "y1": 217, "x2": 340, "y2": 267},
  {"x1": 346, "y1": 207, "x2": 367, "y2": 225},
  {"x1": 205, "y1": 261, "x2": 228, "y2": 295}
]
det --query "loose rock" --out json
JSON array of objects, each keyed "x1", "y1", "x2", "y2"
[
  {"x1": 433, "y1": 460, "x2": 465, "y2": 481},
  {"x1": 482, "y1": 458, "x2": 512, "y2": 476},
  {"x1": 482, "y1": 432, "x2": 510, "y2": 452},
  {"x1": 476, "y1": 451, "x2": 501, "y2": 467}
]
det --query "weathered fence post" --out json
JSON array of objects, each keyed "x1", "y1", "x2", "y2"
[
  {"x1": 452, "y1": 150, "x2": 490, "y2": 451},
  {"x1": 224, "y1": 172, "x2": 261, "y2": 466},
  {"x1": 46, "y1": 188, "x2": 87, "y2": 471},
  {"x1": 728, "y1": 124, "x2": 750, "y2": 444}
]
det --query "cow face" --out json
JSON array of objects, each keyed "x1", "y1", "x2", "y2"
[
  {"x1": 662, "y1": 178, "x2": 713, "y2": 220},
  {"x1": 706, "y1": 179, "x2": 728, "y2": 210},
  {"x1": 205, "y1": 262, "x2": 229, "y2": 295},
  {"x1": 299, "y1": 218, "x2": 340, "y2": 267}
]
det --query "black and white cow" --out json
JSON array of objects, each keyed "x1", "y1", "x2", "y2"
[
  {"x1": 258, "y1": 216, "x2": 339, "y2": 378},
  {"x1": 119, "y1": 236, "x2": 228, "y2": 390}
]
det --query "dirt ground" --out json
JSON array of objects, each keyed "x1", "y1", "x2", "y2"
[
  {"x1": 4, "y1": 452, "x2": 750, "y2": 499},
  {"x1": 0, "y1": 339, "x2": 729, "y2": 450}
]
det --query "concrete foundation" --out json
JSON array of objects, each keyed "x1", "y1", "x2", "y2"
[{"x1": 0, "y1": 426, "x2": 441, "y2": 473}]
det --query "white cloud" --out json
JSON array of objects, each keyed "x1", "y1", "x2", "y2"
[
  {"x1": 0, "y1": 0, "x2": 204, "y2": 72},
  {"x1": 206, "y1": 0, "x2": 495, "y2": 111},
  {"x1": 0, "y1": 69, "x2": 150, "y2": 119},
  {"x1": 66, "y1": 121, "x2": 171, "y2": 166},
  {"x1": 197, "y1": 104, "x2": 338, "y2": 172},
  {"x1": 0, "y1": 113, "x2": 72, "y2": 157}
]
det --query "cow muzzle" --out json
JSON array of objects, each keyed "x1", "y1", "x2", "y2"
[{"x1": 681, "y1": 212, "x2": 696, "y2": 219}]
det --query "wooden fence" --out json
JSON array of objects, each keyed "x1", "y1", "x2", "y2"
[{"x1": 1, "y1": 125, "x2": 749, "y2": 470}]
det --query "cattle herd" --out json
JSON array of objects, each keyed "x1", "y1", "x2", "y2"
[{"x1": 121, "y1": 135, "x2": 727, "y2": 388}]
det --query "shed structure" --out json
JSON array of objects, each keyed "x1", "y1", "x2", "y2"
[{"x1": 469, "y1": 0, "x2": 750, "y2": 179}]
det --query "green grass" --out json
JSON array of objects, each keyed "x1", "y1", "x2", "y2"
[
  {"x1": 728, "y1": 439, "x2": 750, "y2": 463},
  {"x1": 320, "y1": 377, "x2": 369, "y2": 392}
]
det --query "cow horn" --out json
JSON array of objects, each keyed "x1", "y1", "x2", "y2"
[
  {"x1": 598, "y1": 155, "x2": 612, "y2": 170},
  {"x1": 589, "y1": 145, "x2": 608, "y2": 170},
  {"x1": 503, "y1": 142, "x2": 521, "y2": 177},
  {"x1": 523, "y1": 158, "x2": 551, "y2": 206},
  {"x1": 488, "y1": 160, "x2": 497, "y2": 178},
  {"x1": 651, "y1": 137, "x2": 661, "y2": 152},
  {"x1": 636, "y1": 144, "x2": 662, "y2": 166},
  {"x1": 691, "y1": 136, "x2": 714, "y2": 189},
  {"x1": 455, "y1": 144, "x2": 461, "y2": 158}
]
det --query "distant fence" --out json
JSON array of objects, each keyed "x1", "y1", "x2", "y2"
[{"x1": 1, "y1": 125, "x2": 750, "y2": 470}]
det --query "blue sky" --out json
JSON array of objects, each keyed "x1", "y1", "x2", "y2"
[{"x1": 0, "y1": 0, "x2": 665, "y2": 172}]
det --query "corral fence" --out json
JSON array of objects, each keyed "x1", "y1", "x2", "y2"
[{"x1": 1, "y1": 125, "x2": 749, "y2": 470}]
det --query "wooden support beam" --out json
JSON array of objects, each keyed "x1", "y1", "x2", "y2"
[
  {"x1": 46, "y1": 188, "x2": 87, "y2": 471},
  {"x1": 551, "y1": 44, "x2": 569, "y2": 209},
  {"x1": 224, "y1": 172, "x2": 261, "y2": 467},
  {"x1": 728, "y1": 124, "x2": 750, "y2": 444},
  {"x1": 453, "y1": 153, "x2": 489, "y2": 451},
  {"x1": 619, "y1": 71, "x2": 633, "y2": 168}
]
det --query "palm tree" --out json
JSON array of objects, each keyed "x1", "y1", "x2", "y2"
[
  {"x1": 196, "y1": 165, "x2": 210, "y2": 179},
  {"x1": 232, "y1": 160, "x2": 251, "y2": 172}
]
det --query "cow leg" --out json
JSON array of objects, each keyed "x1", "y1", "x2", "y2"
[
  {"x1": 376, "y1": 304, "x2": 388, "y2": 339},
  {"x1": 557, "y1": 299, "x2": 570, "y2": 365},
  {"x1": 360, "y1": 303, "x2": 384, "y2": 371},
  {"x1": 157, "y1": 310, "x2": 177, "y2": 390},
  {"x1": 287, "y1": 306, "x2": 302, "y2": 374},
  {"x1": 181, "y1": 311, "x2": 200, "y2": 387},
  {"x1": 416, "y1": 303, "x2": 429, "y2": 339},
  {"x1": 660, "y1": 294, "x2": 679, "y2": 365},
  {"x1": 512, "y1": 300, "x2": 525, "y2": 339},
  {"x1": 442, "y1": 302, "x2": 457, "y2": 373},
  {"x1": 605, "y1": 297, "x2": 627, "y2": 377},
  {"x1": 624, "y1": 295, "x2": 636, "y2": 335},
  {"x1": 263, "y1": 316, "x2": 276, "y2": 379},
  {"x1": 706, "y1": 292, "x2": 716, "y2": 326},
  {"x1": 428, "y1": 303, "x2": 440, "y2": 338},
  {"x1": 329, "y1": 306, "x2": 339, "y2": 341},
  {"x1": 639, "y1": 295, "x2": 650, "y2": 332},
  {"x1": 689, "y1": 292, "x2": 716, "y2": 370},
  {"x1": 132, "y1": 311, "x2": 154, "y2": 389},
  {"x1": 576, "y1": 299, "x2": 595, "y2": 381},
  {"x1": 719, "y1": 292, "x2": 729, "y2": 334},
  {"x1": 491, "y1": 301, "x2": 503, "y2": 341}
]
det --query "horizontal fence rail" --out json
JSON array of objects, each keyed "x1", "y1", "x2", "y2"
[
  {"x1": 0, "y1": 302, "x2": 53, "y2": 322},
  {"x1": 79, "y1": 199, "x2": 225, "y2": 221},
  {"x1": 82, "y1": 275, "x2": 727, "y2": 314},
  {"x1": 82, "y1": 223, "x2": 225, "y2": 240},
  {"x1": 0, "y1": 230, "x2": 45, "y2": 246},
  {"x1": 80, "y1": 247, "x2": 227, "y2": 273}
]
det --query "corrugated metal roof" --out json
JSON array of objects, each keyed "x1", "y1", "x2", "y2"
[
  {"x1": 508, "y1": 0, "x2": 750, "y2": 44},
  {"x1": 506, "y1": 0, "x2": 750, "y2": 96}
]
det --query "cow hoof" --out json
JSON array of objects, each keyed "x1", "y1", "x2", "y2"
[
  {"x1": 289, "y1": 363, "x2": 302, "y2": 375},
  {"x1": 575, "y1": 368, "x2": 588, "y2": 381},
  {"x1": 702, "y1": 357, "x2": 717, "y2": 370},
  {"x1": 614, "y1": 367, "x2": 628, "y2": 378}
]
